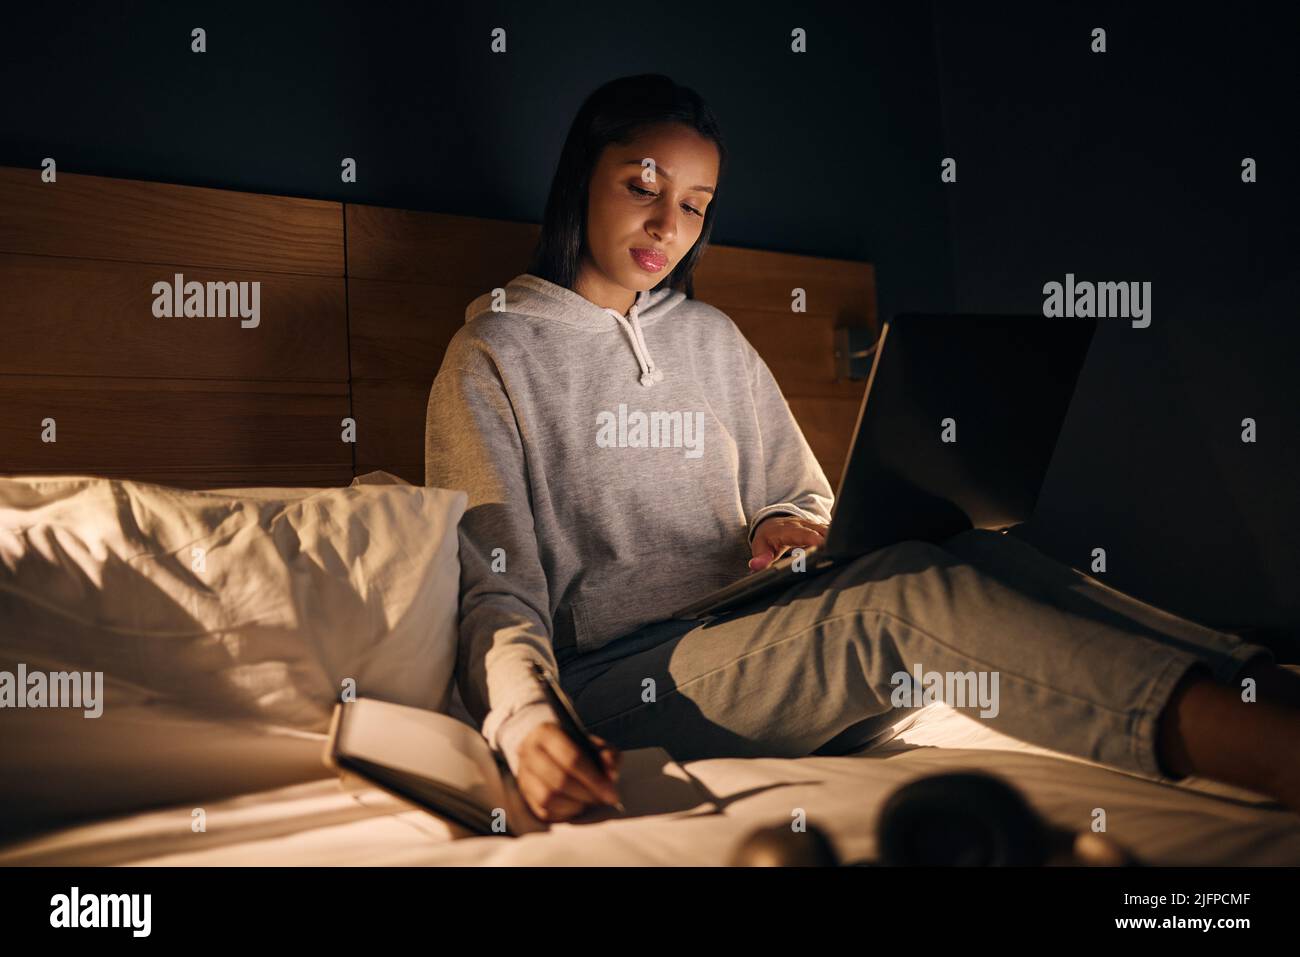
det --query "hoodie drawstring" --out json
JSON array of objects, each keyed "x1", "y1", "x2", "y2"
[{"x1": 605, "y1": 301, "x2": 664, "y2": 387}]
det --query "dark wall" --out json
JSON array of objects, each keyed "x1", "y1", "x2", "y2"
[
  {"x1": 0, "y1": 0, "x2": 952, "y2": 323},
  {"x1": 931, "y1": 3, "x2": 1299, "y2": 634}
]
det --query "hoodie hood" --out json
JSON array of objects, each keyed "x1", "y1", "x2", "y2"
[{"x1": 464, "y1": 273, "x2": 687, "y2": 388}]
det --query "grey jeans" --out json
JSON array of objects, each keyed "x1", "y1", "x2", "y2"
[{"x1": 555, "y1": 529, "x2": 1275, "y2": 783}]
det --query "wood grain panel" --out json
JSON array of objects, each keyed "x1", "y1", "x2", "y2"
[
  {"x1": 0, "y1": 254, "x2": 348, "y2": 380},
  {"x1": 0, "y1": 376, "x2": 352, "y2": 476},
  {"x1": 346, "y1": 205, "x2": 538, "y2": 285},
  {"x1": 0, "y1": 167, "x2": 344, "y2": 276},
  {"x1": 351, "y1": 379, "x2": 428, "y2": 478},
  {"x1": 693, "y1": 245, "x2": 875, "y2": 324},
  {"x1": 348, "y1": 280, "x2": 468, "y2": 381},
  {"x1": 727, "y1": 308, "x2": 867, "y2": 399},
  {"x1": 14, "y1": 465, "x2": 358, "y2": 490},
  {"x1": 788, "y1": 394, "x2": 868, "y2": 490},
  {"x1": 0, "y1": 170, "x2": 873, "y2": 491},
  {"x1": 0, "y1": 167, "x2": 351, "y2": 488}
]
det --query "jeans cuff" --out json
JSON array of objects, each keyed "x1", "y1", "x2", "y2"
[
  {"x1": 1132, "y1": 652, "x2": 1202, "y2": 782},
  {"x1": 1213, "y1": 641, "x2": 1276, "y2": 685}
]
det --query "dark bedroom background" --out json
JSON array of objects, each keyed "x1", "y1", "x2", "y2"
[{"x1": 1, "y1": 1, "x2": 1296, "y2": 642}]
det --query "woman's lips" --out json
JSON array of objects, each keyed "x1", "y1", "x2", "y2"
[{"x1": 630, "y1": 248, "x2": 668, "y2": 272}]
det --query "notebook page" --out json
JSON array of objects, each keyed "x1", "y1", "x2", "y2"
[{"x1": 336, "y1": 699, "x2": 510, "y2": 815}]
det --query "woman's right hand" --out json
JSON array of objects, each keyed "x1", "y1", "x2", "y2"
[{"x1": 515, "y1": 723, "x2": 623, "y2": 822}]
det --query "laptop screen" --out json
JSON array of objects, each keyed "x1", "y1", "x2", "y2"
[{"x1": 825, "y1": 313, "x2": 1095, "y2": 556}]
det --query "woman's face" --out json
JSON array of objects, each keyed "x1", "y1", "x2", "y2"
[{"x1": 575, "y1": 122, "x2": 720, "y2": 312}]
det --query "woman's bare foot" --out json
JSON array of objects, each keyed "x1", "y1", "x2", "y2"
[{"x1": 1157, "y1": 665, "x2": 1300, "y2": 813}]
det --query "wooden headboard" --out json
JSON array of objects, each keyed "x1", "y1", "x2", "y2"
[{"x1": 0, "y1": 167, "x2": 876, "y2": 489}]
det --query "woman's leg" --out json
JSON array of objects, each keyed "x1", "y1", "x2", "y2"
[
  {"x1": 1159, "y1": 664, "x2": 1300, "y2": 806},
  {"x1": 943, "y1": 528, "x2": 1300, "y2": 796},
  {"x1": 939, "y1": 528, "x2": 1297, "y2": 705},
  {"x1": 567, "y1": 537, "x2": 1293, "y2": 805}
]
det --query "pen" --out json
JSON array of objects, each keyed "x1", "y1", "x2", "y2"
[{"x1": 531, "y1": 661, "x2": 625, "y2": 812}]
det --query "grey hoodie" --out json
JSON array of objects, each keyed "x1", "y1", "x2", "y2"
[{"x1": 424, "y1": 273, "x2": 834, "y2": 776}]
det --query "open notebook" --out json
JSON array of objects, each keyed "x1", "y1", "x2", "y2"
[{"x1": 322, "y1": 698, "x2": 719, "y2": 836}]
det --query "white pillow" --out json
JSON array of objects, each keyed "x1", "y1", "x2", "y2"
[
  {"x1": 0, "y1": 472, "x2": 468, "y2": 837},
  {"x1": 0, "y1": 472, "x2": 466, "y2": 730}
]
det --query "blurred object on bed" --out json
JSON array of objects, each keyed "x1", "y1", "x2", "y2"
[
  {"x1": 0, "y1": 472, "x2": 466, "y2": 838},
  {"x1": 729, "y1": 821, "x2": 840, "y2": 866},
  {"x1": 872, "y1": 770, "x2": 1137, "y2": 867},
  {"x1": 728, "y1": 769, "x2": 1140, "y2": 867}
]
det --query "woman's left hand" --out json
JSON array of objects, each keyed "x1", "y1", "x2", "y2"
[{"x1": 749, "y1": 515, "x2": 828, "y2": 572}]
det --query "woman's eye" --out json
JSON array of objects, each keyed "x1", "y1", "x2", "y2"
[{"x1": 627, "y1": 183, "x2": 703, "y2": 217}]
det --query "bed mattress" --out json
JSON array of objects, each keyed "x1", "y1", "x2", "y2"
[{"x1": 4, "y1": 698, "x2": 1297, "y2": 867}]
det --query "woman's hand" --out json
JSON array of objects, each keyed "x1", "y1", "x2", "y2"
[
  {"x1": 515, "y1": 723, "x2": 623, "y2": 822},
  {"x1": 749, "y1": 515, "x2": 828, "y2": 572}
]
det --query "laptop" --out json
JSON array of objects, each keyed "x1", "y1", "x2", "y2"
[{"x1": 670, "y1": 312, "x2": 1097, "y2": 620}]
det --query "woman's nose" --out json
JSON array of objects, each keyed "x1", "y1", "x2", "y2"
[{"x1": 646, "y1": 210, "x2": 677, "y2": 245}]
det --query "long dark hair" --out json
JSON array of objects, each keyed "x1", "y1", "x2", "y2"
[{"x1": 528, "y1": 74, "x2": 727, "y2": 299}]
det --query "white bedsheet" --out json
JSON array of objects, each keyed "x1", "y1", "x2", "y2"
[{"x1": 4, "y1": 700, "x2": 1298, "y2": 866}]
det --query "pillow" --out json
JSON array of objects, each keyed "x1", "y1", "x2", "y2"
[
  {"x1": 0, "y1": 472, "x2": 467, "y2": 836},
  {"x1": 0, "y1": 471, "x2": 467, "y2": 726}
]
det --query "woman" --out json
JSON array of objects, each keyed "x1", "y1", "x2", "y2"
[{"x1": 425, "y1": 73, "x2": 1300, "y2": 824}]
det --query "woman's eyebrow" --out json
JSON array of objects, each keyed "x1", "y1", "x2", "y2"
[{"x1": 621, "y1": 160, "x2": 715, "y2": 194}]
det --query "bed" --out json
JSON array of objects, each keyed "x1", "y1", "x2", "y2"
[
  {"x1": 4, "y1": 694, "x2": 1298, "y2": 867},
  {"x1": 2, "y1": 166, "x2": 1298, "y2": 866}
]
